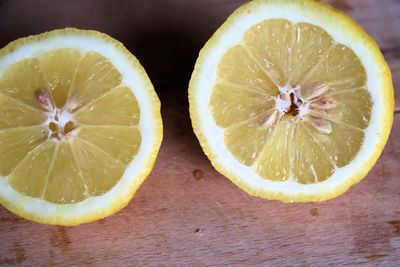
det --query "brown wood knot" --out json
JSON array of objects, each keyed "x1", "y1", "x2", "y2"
[
  {"x1": 309, "y1": 208, "x2": 319, "y2": 217},
  {"x1": 0, "y1": 243, "x2": 27, "y2": 265},
  {"x1": 193, "y1": 169, "x2": 204, "y2": 180},
  {"x1": 194, "y1": 228, "x2": 204, "y2": 235},
  {"x1": 388, "y1": 220, "x2": 400, "y2": 235},
  {"x1": 365, "y1": 253, "x2": 389, "y2": 260},
  {"x1": 50, "y1": 226, "x2": 72, "y2": 251}
]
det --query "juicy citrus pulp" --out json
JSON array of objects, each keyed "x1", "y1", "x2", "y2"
[
  {"x1": 189, "y1": 0, "x2": 393, "y2": 201},
  {"x1": 213, "y1": 18, "x2": 371, "y2": 184},
  {"x1": 0, "y1": 29, "x2": 162, "y2": 225}
]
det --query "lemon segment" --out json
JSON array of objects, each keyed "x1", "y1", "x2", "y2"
[
  {"x1": 0, "y1": 58, "x2": 49, "y2": 111},
  {"x1": 68, "y1": 52, "x2": 122, "y2": 112},
  {"x1": 242, "y1": 19, "x2": 293, "y2": 87},
  {"x1": 39, "y1": 48, "x2": 82, "y2": 108},
  {"x1": 290, "y1": 121, "x2": 336, "y2": 184},
  {"x1": 9, "y1": 141, "x2": 56, "y2": 198},
  {"x1": 224, "y1": 115, "x2": 273, "y2": 166},
  {"x1": 70, "y1": 138, "x2": 126, "y2": 197},
  {"x1": 0, "y1": 126, "x2": 48, "y2": 176},
  {"x1": 43, "y1": 142, "x2": 85, "y2": 204},
  {"x1": 74, "y1": 86, "x2": 140, "y2": 126},
  {"x1": 217, "y1": 45, "x2": 278, "y2": 95},
  {"x1": 288, "y1": 22, "x2": 334, "y2": 86},
  {"x1": 211, "y1": 82, "x2": 275, "y2": 128},
  {"x1": 301, "y1": 44, "x2": 368, "y2": 95},
  {"x1": 76, "y1": 125, "x2": 141, "y2": 165},
  {"x1": 326, "y1": 89, "x2": 372, "y2": 129},
  {"x1": 0, "y1": 93, "x2": 47, "y2": 129},
  {"x1": 253, "y1": 118, "x2": 293, "y2": 181}
]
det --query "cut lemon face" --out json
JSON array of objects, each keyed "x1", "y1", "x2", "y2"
[
  {"x1": 189, "y1": 0, "x2": 393, "y2": 202},
  {"x1": 0, "y1": 28, "x2": 162, "y2": 225}
]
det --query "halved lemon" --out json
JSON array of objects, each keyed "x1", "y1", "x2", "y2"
[
  {"x1": 0, "y1": 28, "x2": 162, "y2": 225},
  {"x1": 189, "y1": 0, "x2": 393, "y2": 202}
]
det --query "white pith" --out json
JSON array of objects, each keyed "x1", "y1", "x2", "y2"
[
  {"x1": 275, "y1": 87, "x2": 292, "y2": 115},
  {"x1": 0, "y1": 32, "x2": 160, "y2": 222},
  {"x1": 43, "y1": 107, "x2": 76, "y2": 140},
  {"x1": 191, "y1": 1, "x2": 388, "y2": 198},
  {"x1": 275, "y1": 85, "x2": 310, "y2": 118}
]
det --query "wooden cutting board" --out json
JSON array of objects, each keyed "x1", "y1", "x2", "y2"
[{"x1": 0, "y1": 0, "x2": 399, "y2": 265}]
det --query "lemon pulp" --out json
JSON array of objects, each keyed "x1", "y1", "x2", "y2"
[
  {"x1": 0, "y1": 48, "x2": 141, "y2": 204},
  {"x1": 210, "y1": 19, "x2": 372, "y2": 184}
]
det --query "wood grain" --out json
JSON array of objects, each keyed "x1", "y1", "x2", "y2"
[{"x1": 0, "y1": 0, "x2": 400, "y2": 266}]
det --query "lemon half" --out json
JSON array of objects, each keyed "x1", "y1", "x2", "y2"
[
  {"x1": 0, "y1": 28, "x2": 162, "y2": 225},
  {"x1": 189, "y1": 0, "x2": 393, "y2": 202}
]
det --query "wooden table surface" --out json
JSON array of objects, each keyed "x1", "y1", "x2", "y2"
[{"x1": 0, "y1": 0, "x2": 399, "y2": 266}]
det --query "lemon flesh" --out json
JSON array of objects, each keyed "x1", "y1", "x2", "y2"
[
  {"x1": 0, "y1": 48, "x2": 141, "y2": 204},
  {"x1": 211, "y1": 19, "x2": 372, "y2": 184}
]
